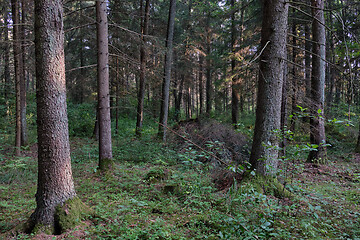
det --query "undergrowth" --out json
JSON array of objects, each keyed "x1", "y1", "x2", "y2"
[{"x1": 0, "y1": 113, "x2": 359, "y2": 239}]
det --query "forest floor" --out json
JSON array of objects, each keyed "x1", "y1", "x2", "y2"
[{"x1": 0, "y1": 117, "x2": 359, "y2": 239}]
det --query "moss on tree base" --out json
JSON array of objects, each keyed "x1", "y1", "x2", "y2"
[
  {"x1": 24, "y1": 197, "x2": 94, "y2": 235},
  {"x1": 243, "y1": 173, "x2": 294, "y2": 199},
  {"x1": 54, "y1": 197, "x2": 94, "y2": 234},
  {"x1": 98, "y1": 158, "x2": 114, "y2": 172}
]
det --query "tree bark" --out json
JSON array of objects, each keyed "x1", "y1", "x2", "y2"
[
  {"x1": 12, "y1": 0, "x2": 22, "y2": 156},
  {"x1": 205, "y1": 15, "x2": 212, "y2": 115},
  {"x1": 30, "y1": 0, "x2": 76, "y2": 228},
  {"x1": 304, "y1": 23, "x2": 312, "y2": 105},
  {"x1": 158, "y1": 0, "x2": 176, "y2": 141},
  {"x1": 20, "y1": 0, "x2": 28, "y2": 146},
  {"x1": 136, "y1": 0, "x2": 150, "y2": 137},
  {"x1": 249, "y1": 0, "x2": 289, "y2": 176},
  {"x1": 307, "y1": 0, "x2": 327, "y2": 163},
  {"x1": 198, "y1": 55, "x2": 204, "y2": 115},
  {"x1": 96, "y1": 0, "x2": 113, "y2": 169},
  {"x1": 3, "y1": 7, "x2": 11, "y2": 102},
  {"x1": 231, "y1": 0, "x2": 239, "y2": 129}
]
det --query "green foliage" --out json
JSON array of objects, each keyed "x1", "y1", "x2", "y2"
[{"x1": 67, "y1": 102, "x2": 96, "y2": 137}]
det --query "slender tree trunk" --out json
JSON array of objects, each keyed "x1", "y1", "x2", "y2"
[
  {"x1": 12, "y1": 0, "x2": 22, "y2": 156},
  {"x1": 29, "y1": 0, "x2": 76, "y2": 230},
  {"x1": 307, "y1": 0, "x2": 327, "y2": 164},
  {"x1": 231, "y1": 0, "x2": 239, "y2": 129},
  {"x1": 158, "y1": 0, "x2": 176, "y2": 141},
  {"x1": 4, "y1": 8, "x2": 11, "y2": 101},
  {"x1": 20, "y1": 0, "x2": 28, "y2": 146},
  {"x1": 174, "y1": 74, "x2": 184, "y2": 122},
  {"x1": 280, "y1": 65, "x2": 288, "y2": 157},
  {"x1": 249, "y1": 0, "x2": 289, "y2": 176},
  {"x1": 115, "y1": 57, "x2": 120, "y2": 134},
  {"x1": 136, "y1": 0, "x2": 150, "y2": 137},
  {"x1": 205, "y1": 13, "x2": 212, "y2": 114},
  {"x1": 290, "y1": 14, "x2": 297, "y2": 132},
  {"x1": 198, "y1": 55, "x2": 204, "y2": 115},
  {"x1": 96, "y1": 0, "x2": 113, "y2": 170},
  {"x1": 305, "y1": 23, "x2": 312, "y2": 106}
]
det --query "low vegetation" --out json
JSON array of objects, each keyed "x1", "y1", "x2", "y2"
[{"x1": 0, "y1": 104, "x2": 359, "y2": 239}]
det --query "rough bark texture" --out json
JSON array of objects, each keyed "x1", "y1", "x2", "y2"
[
  {"x1": 12, "y1": 0, "x2": 22, "y2": 156},
  {"x1": 249, "y1": 0, "x2": 289, "y2": 176},
  {"x1": 30, "y1": 0, "x2": 76, "y2": 228},
  {"x1": 136, "y1": 0, "x2": 150, "y2": 137},
  {"x1": 96, "y1": 0, "x2": 113, "y2": 169},
  {"x1": 307, "y1": 0, "x2": 327, "y2": 163},
  {"x1": 158, "y1": 0, "x2": 176, "y2": 141}
]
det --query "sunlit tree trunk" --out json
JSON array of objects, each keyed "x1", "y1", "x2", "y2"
[
  {"x1": 307, "y1": 0, "x2": 327, "y2": 163},
  {"x1": 158, "y1": 0, "x2": 176, "y2": 141},
  {"x1": 96, "y1": 0, "x2": 113, "y2": 170},
  {"x1": 249, "y1": 0, "x2": 289, "y2": 176}
]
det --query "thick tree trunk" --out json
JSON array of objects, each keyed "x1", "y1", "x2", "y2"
[
  {"x1": 30, "y1": 0, "x2": 76, "y2": 228},
  {"x1": 307, "y1": 0, "x2": 327, "y2": 163},
  {"x1": 136, "y1": 0, "x2": 150, "y2": 137},
  {"x1": 158, "y1": 0, "x2": 176, "y2": 141},
  {"x1": 12, "y1": 0, "x2": 22, "y2": 156},
  {"x1": 96, "y1": 0, "x2": 113, "y2": 169},
  {"x1": 249, "y1": 0, "x2": 289, "y2": 176}
]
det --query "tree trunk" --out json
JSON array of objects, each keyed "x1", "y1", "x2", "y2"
[
  {"x1": 30, "y1": 0, "x2": 76, "y2": 229},
  {"x1": 158, "y1": 0, "x2": 176, "y2": 141},
  {"x1": 249, "y1": 0, "x2": 289, "y2": 176},
  {"x1": 205, "y1": 18, "x2": 212, "y2": 115},
  {"x1": 290, "y1": 13, "x2": 297, "y2": 132},
  {"x1": 96, "y1": 0, "x2": 113, "y2": 170},
  {"x1": 231, "y1": 0, "x2": 239, "y2": 129},
  {"x1": 307, "y1": 0, "x2": 327, "y2": 164},
  {"x1": 3, "y1": 7, "x2": 11, "y2": 101},
  {"x1": 12, "y1": 0, "x2": 22, "y2": 156},
  {"x1": 280, "y1": 65, "x2": 288, "y2": 157},
  {"x1": 136, "y1": 0, "x2": 150, "y2": 137},
  {"x1": 198, "y1": 55, "x2": 204, "y2": 115},
  {"x1": 20, "y1": 0, "x2": 28, "y2": 146},
  {"x1": 304, "y1": 23, "x2": 312, "y2": 106},
  {"x1": 174, "y1": 74, "x2": 184, "y2": 122}
]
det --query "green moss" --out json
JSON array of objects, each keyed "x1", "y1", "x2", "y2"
[
  {"x1": 243, "y1": 174, "x2": 294, "y2": 199},
  {"x1": 144, "y1": 167, "x2": 171, "y2": 183},
  {"x1": 54, "y1": 197, "x2": 94, "y2": 234},
  {"x1": 98, "y1": 158, "x2": 114, "y2": 172}
]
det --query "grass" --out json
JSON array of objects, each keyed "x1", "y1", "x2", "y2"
[{"x1": 0, "y1": 114, "x2": 359, "y2": 239}]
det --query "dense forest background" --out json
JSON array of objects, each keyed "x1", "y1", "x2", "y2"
[{"x1": 0, "y1": 0, "x2": 359, "y2": 239}]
